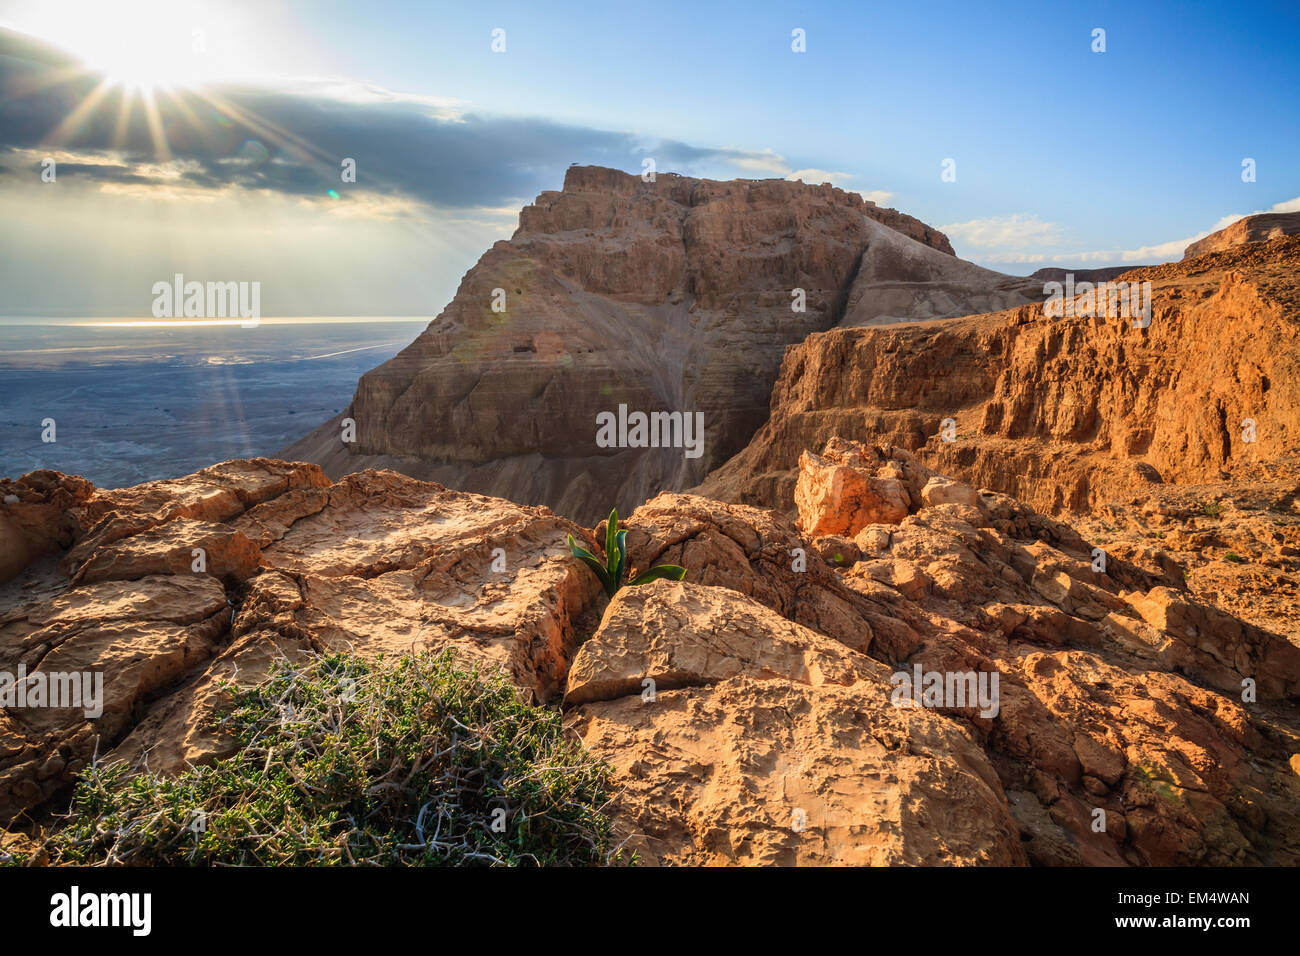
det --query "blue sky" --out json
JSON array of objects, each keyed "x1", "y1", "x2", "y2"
[
  {"x1": 1, "y1": 0, "x2": 1297, "y2": 315},
  {"x1": 296, "y1": 0, "x2": 1300, "y2": 263}
]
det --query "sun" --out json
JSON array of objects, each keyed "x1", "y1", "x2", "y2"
[
  {"x1": 15, "y1": 0, "x2": 226, "y2": 93},
  {"x1": 15, "y1": 0, "x2": 306, "y2": 166},
  {"x1": 91, "y1": 34, "x2": 209, "y2": 94}
]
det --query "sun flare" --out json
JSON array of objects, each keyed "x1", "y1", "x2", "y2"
[{"x1": 12, "y1": 0, "x2": 239, "y2": 93}]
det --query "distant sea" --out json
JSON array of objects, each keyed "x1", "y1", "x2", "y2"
[{"x1": 0, "y1": 317, "x2": 427, "y2": 488}]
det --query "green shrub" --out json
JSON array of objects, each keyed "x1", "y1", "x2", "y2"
[
  {"x1": 24, "y1": 651, "x2": 624, "y2": 866},
  {"x1": 568, "y1": 508, "x2": 686, "y2": 598}
]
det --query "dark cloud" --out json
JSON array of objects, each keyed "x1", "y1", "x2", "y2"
[{"x1": 0, "y1": 27, "x2": 750, "y2": 211}]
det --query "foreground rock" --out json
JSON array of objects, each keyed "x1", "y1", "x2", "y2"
[
  {"x1": 566, "y1": 583, "x2": 1023, "y2": 865},
  {"x1": 284, "y1": 166, "x2": 1035, "y2": 524},
  {"x1": 0, "y1": 459, "x2": 599, "y2": 823},
  {"x1": 586, "y1": 442, "x2": 1300, "y2": 865},
  {"x1": 563, "y1": 579, "x2": 875, "y2": 707},
  {"x1": 3, "y1": 452, "x2": 1298, "y2": 867}
]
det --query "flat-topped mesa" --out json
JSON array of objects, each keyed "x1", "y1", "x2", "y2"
[
  {"x1": 1184, "y1": 211, "x2": 1300, "y2": 259},
  {"x1": 524, "y1": 165, "x2": 957, "y2": 255},
  {"x1": 284, "y1": 165, "x2": 1032, "y2": 524}
]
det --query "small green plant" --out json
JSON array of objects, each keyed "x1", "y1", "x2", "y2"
[
  {"x1": 1223, "y1": 551, "x2": 1245, "y2": 564},
  {"x1": 19, "y1": 651, "x2": 624, "y2": 866},
  {"x1": 1204, "y1": 501, "x2": 1223, "y2": 518},
  {"x1": 567, "y1": 508, "x2": 686, "y2": 598},
  {"x1": 1133, "y1": 763, "x2": 1184, "y2": 807}
]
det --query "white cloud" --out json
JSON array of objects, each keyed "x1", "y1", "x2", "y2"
[
  {"x1": 970, "y1": 252, "x2": 1049, "y2": 264},
  {"x1": 718, "y1": 155, "x2": 893, "y2": 205},
  {"x1": 719, "y1": 147, "x2": 791, "y2": 176},
  {"x1": 1053, "y1": 195, "x2": 1300, "y2": 265},
  {"x1": 6, "y1": 147, "x2": 128, "y2": 167},
  {"x1": 1049, "y1": 239, "x2": 1189, "y2": 265},
  {"x1": 784, "y1": 169, "x2": 894, "y2": 206},
  {"x1": 272, "y1": 75, "x2": 468, "y2": 121},
  {"x1": 939, "y1": 214, "x2": 1062, "y2": 249},
  {"x1": 786, "y1": 168, "x2": 853, "y2": 186}
]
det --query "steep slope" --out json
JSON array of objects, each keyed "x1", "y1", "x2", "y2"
[
  {"x1": 283, "y1": 166, "x2": 1036, "y2": 524},
  {"x1": 699, "y1": 234, "x2": 1300, "y2": 519}
]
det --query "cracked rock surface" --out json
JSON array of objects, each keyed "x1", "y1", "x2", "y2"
[
  {"x1": 0, "y1": 459, "x2": 598, "y2": 823},
  {"x1": 2, "y1": 446, "x2": 1298, "y2": 867}
]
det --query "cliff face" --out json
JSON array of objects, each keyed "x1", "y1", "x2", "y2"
[
  {"x1": 284, "y1": 166, "x2": 1034, "y2": 524},
  {"x1": 1184, "y1": 211, "x2": 1300, "y2": 259},
  {"x1": 698, "y1": 234, "x2": 1300, "y2": 518}
]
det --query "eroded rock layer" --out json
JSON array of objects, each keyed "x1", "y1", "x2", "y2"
[{"x1": 699, "y1": 235, "x2": 1300, "y2": 519}]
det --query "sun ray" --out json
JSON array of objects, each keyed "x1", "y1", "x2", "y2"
[
  {"x1": 140, "y1": 86, "x2": 173, "y2": 160},
  {"x1": 186, "y1": 87, "x2": 433, "y2": 205},
  {"x1": 111, "y1": 85, "x2": 135, "y2": 150},
  {"x1": 13, "y1": 4, "x2": 422, "y2": 216},
  {"x1": 44, "y1": 75, "x2": 117, "y2": 146},
  {"x1": 158, "y1": 88, "x2": 217, "y2": 152},
  {"x1": 187, "y1": 88, "x2": 330, "y2": 166}
]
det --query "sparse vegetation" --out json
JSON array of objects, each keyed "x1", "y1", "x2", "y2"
[
  {"x1": 20, "y1": 651, "x2": 624, "y2": 866},
  {"x1": 1204, "y1": 501, "x2": 1224, "y2": 518},
  {"x1": 1223, "y1": 552, "x2": 1245, "y2": 564},
  {"x1": 568, "y1": 508, "x2": 686, "y2": 597}
]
